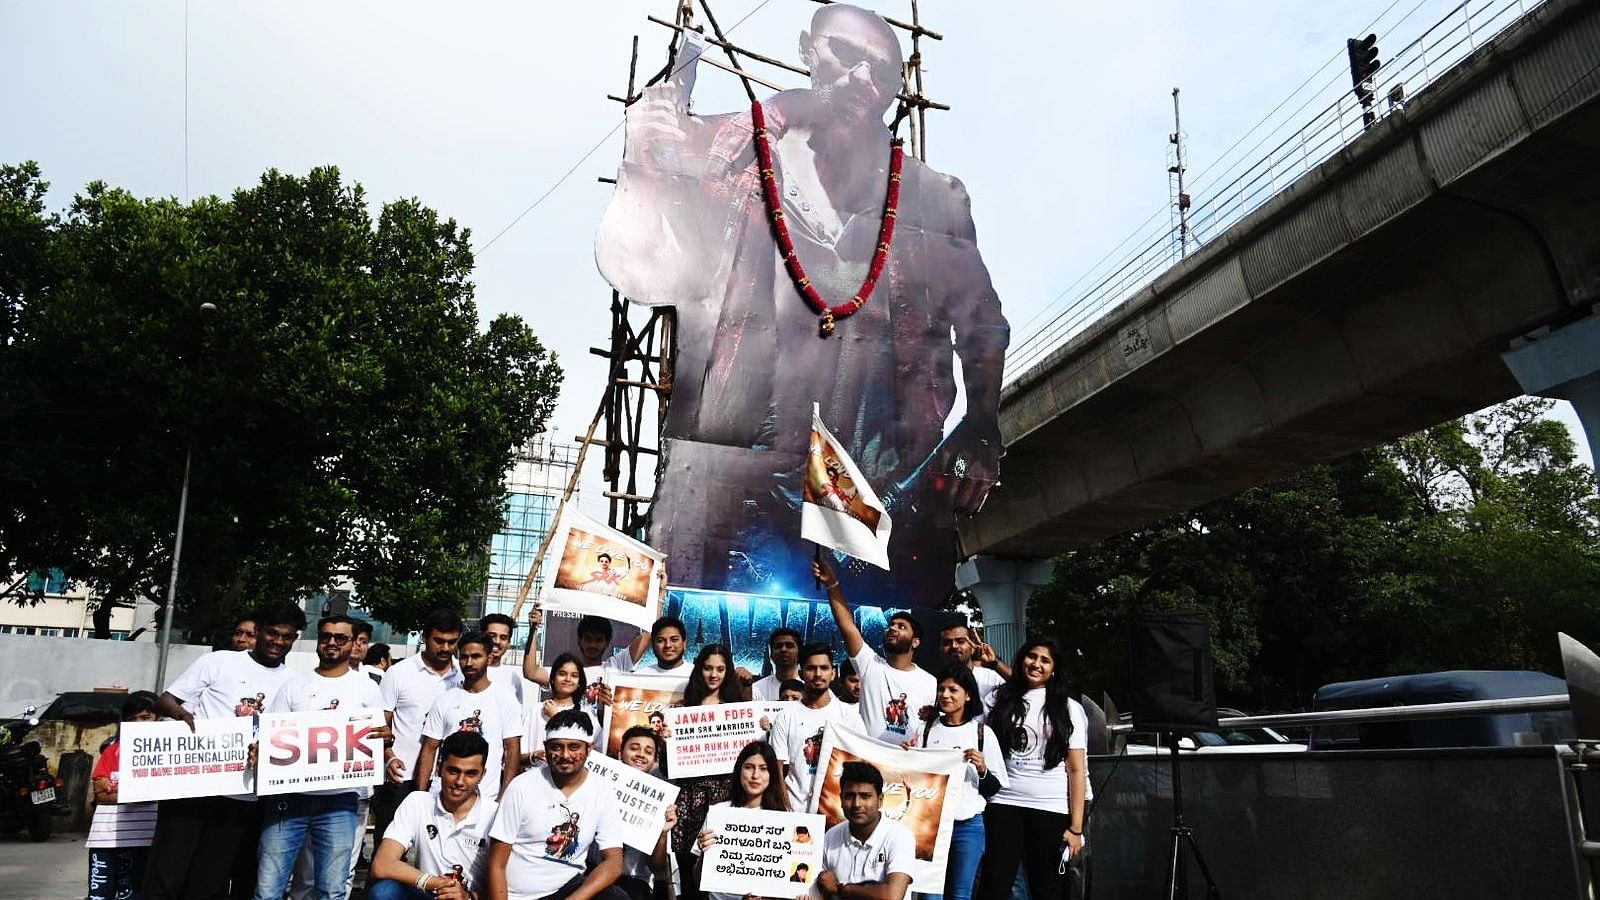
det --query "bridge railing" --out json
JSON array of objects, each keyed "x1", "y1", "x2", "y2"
[{"x1": 1005, "y1": 0, "x2": 1546, "y2": 383}]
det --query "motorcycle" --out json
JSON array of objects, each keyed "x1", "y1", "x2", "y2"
[{"x1": 0, "y1": 705, "x2": 61, "y2": 841}]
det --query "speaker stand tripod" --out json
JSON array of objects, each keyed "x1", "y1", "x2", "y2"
[{"x1": 1163, "y1": 738, "x2": 1221, "y2": 899}]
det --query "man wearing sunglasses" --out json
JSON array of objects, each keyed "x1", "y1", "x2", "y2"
[
  {"x1": 253, "y1": 614, "x2": 390, "y2": 900},
  {"x1": 597, "y1": 4, "x2": 1009, "y2": 603}
]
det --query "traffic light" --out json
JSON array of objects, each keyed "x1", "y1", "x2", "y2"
[{"x1": 1347, "y1": 34, "x2": 1381, "y2": 124}]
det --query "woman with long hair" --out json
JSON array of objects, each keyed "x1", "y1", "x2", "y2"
[
  {"x1": 693, "y1": 741, "x2": 789, "y2": 900},
  {"x1": 673, "y1": 644, "x2": 748, "y2": 898},
  {"x1": 521, "y1": 652, "x2": 591, "y2": 768},
  {"x1": 905, "y1": 666, "x2": 1006, "y2": 900},
  {"x1": 975, "y1": 639, "x2": 1089, "y2": 900}
]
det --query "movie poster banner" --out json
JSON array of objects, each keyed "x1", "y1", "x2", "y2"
[
  {"x1": 810, "y1": 724, "x2": 967, "y2": 889},
  {"x1": 583, "y1": 750, "x2": 681, "y2": 854},
  {"x1": 601, "y1": 672, "x2": 688, "y2": 758},
  {"x1": 118, "y1": 718, "x2": 256, "y2": 802},
  {"x1": 257, "y1": 708, "x2": 384, "y2": 796},
  {"x1": 543, "y1": 507, "x2": 665, "y2": 631},
  {"x1": 700, "y1": 804, "x2": 825, "y2": 896},
  {"x1": 664, "y1": 701, "x2": 794, "y2": 779}
]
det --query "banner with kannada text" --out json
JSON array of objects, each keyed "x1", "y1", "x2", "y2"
[
  {"x1": 118, "y1": 718, "x2": 255, "y2": 802},
  {"x1": 700, "y1": 804, "x2": 826, "y2": 896},
  {"x1": 810, "y1": 724, "x2": 967, "y2": 890}
]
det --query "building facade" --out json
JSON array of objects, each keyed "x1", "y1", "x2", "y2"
[{"x1": 471, "y1": 438, "x2": 579, "y2": 621}]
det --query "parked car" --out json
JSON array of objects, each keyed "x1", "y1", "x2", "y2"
[
  {"x1": 1309, "y1": 670, "x2": 1573, "y2": 750},
  {"x1": 1120, "y1": 708, "x2": 1308, "y2": 755}
]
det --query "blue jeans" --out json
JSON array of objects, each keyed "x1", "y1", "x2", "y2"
[
  {"x1": 364, "y1": 881, "x2": 430, "y2": 900},
  {"x1": 253, "y1": 793, "x2": 360, "y2": 900},
  {"x1": 918, "y1": 813, "x2": 985, "y2": 900}
]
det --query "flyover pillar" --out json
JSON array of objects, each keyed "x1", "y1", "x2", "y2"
[
  {"x1": 1502, "y1": 314, "x2": 1600, "y2": 489},
  {"x1": 955, "y1": 555, "x2": 1054, "y2": 663}
]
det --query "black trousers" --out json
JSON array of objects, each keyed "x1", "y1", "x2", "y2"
[
  {"x1": 368, "y1": 781, "x2": 413, "y2": 848},
  {"x1": 537, "y1": 870, "x2": 631, "y2": 900},
  {"x1": 142, "y1": 795, "x2": 261, "y2": 900},
  {"x1": 977, "y1": 802, "x2": 1071, "y2": 900}
]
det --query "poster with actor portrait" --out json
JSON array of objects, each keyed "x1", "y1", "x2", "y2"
[
  {"x1": 601, "y1": 671, "x2": 689, "y2": 758},
  {"x1": 544, "y1": 507, "x2": 665, "y2": 631},
  {"x1": 810, "y1": 723, "x2": 966, "y2": 888}
]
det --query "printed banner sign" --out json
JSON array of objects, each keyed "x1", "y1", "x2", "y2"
[
  {"x1": 542, "y1": 507, "x2": 665, "y2": 631},
  {"x1": 118, "y1": 718, "x2": 255, "y2": 802},
  {"x1": 801, "y1": 403, "x2": 894, "y2": 570},
  {"x1": 601, "y1": 672, "x2": 688, "y2": 758},
  {"x1": 257, "y1": 708, "x2": 384, "y2": 796},
  {"x1": 810, "y1": 724, "x2": 967, "y2": 889},
  {"x1": 663, "y1": 701, "x2": 792, "y2": 779},
  {"x1": 699, "y1": 804, "x2": 825, "y2": 896},
  {"x1": 583, "y1": 750, "x2": 681, "y2": 854}
]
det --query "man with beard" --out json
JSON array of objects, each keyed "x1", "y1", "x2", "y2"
[
  {"x1": 376, "y1": 609, "x2": 464, "y2": 845},
  {"x1": 767, "y1": 643, "x2": 858, "y2": 810},
  {"x1": 816, "y1": 763, "x2": 914, "y2": 900},
  {"x1": 596, "y1": 4, "x2": 1009, "y2": 603},
  {"x1": 418, "y1": 633, "x2": 524, "y2": 801},
  {"x1": 938, "y1": 622, "x2": 1009, "y2": 713},
  {"x1": 488, "y1": 710, "x2": 625, "y2": 900},
  {"x1": 144, "y1": 601, "x2": 306, "y2": 900},
  {"x1": 815, "y1": 558, "x2": 934, "y2": 742},
  {"x1": 750, "y1": 628, "x2": 802, "y2": 702},
  {"x1": 254, "y1": 614, "x2": 388, "y2": 900}
]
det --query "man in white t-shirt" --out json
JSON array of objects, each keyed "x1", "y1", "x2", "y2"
[
  {"x1": 254, "y1": 614, "x2": 388, "y2": 900},
  {"x1": 417, "y1": 632, "x2": 524, "y2": 801},
  {"x1": 488, "y1": 709, "x2": 626, "y2": 900},
  {"x1": 143, "y1": 600, "x2": 306, "y2": 900},
  {"x1": 480, "y1": 612, "x2": 535, "y2": 705},
  {"x1": 817, "y1": 762, "x2": 915, "y2": 900},
  {"x1": 629, "y1": 615, "x2": 690, "y2": 677},
  {"x1": 938, "y1": 622, "x2": 1009, "y2": 712},
  {"x1": 767, "y1": 643, "x2": 859, "y2": 811},
  {"x1": 368, "y1": 730, "x2": 497, "y2": 900},
  {"x1": 750, "y1": 627, "x2": 802, "y2": 701},
  {"x1": 375, "y1": 608, "x2": 464, "y2": 846},
  {"x1": 814, "y1": 559, "x2": 936, "y2": 743}
]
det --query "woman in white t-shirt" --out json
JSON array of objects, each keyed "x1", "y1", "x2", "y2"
[
  {"x1": 521, "y1": 653, "x2": 599, "y2": 767},
  {"x1": 905, "y1": 666, "x2": 1007, "y2": 900},
  {"x1": 976, "y1": 639, "x2": 1088, "y2": 900},
  {"x1": 694, "y1": 741, "x2": 791, "y2": 900}
]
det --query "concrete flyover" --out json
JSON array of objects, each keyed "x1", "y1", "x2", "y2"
[{"x1": 961, "y1": 0, "x2": 1600, "y2": 559}]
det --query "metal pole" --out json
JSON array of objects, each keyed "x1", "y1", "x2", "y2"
[{"x1": 154, "y1": 445, "x2": 193, "y2": 691}]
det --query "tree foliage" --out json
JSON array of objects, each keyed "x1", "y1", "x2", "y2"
[
  {"x1": 0, "y1": 163, "x2": 563, "y2": 638},
  {"x1": 1030, "y1": 398, "x2": 1600, "y2": 712}
]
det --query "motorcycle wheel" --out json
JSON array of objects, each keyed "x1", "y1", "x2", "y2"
[{"x1": 27, "y1": 805, "x2": 50, "y2": 842}]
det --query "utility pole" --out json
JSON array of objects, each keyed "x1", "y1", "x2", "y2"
[{"x1": 1168, "y1": 87, "x2": 1193, "y2": 259}]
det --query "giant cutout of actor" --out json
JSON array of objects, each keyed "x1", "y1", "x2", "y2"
[{"x1": 596, "y1": 4, "x2": 1009, "y2": 604}]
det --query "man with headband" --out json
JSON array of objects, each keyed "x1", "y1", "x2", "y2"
[{"x1": 487, "y1": 709, "x2": 626, "y2": 900}]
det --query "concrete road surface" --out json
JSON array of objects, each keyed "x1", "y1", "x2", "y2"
[{"x1": 0, "y1": 832, "x2": 86, "y2": 900}]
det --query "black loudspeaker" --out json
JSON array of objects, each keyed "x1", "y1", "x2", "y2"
[{"x1": 1128, "y1": 613, "x2": 1219, "y2": 732}]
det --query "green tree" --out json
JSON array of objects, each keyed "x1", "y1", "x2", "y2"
[
  {"x1": 1029, "y1": 400, "x2": 1600, "y2": 712},
  {"x1": 0, "y1": 163, "x2": 563, "y2": 638}
]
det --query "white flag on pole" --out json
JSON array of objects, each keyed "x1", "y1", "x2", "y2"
[{"x1": 800, "y1": 403, "x2": 893, "y2": 570}]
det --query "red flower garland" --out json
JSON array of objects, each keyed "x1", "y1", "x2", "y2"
[{"x1": 750, "y1": 100, "x2": 904, "y2": 338}]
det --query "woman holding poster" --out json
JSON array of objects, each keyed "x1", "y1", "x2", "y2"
[
  {"x1": 671, "y1": 644, "x2": 748, "y2": 898},
  {"x1": 521, "y1": 654, "x2": 599, "y2": 767},
  {"x1": 905, "y1": 667, "x2": 1007, "y2": 900},
  {"x1": 693, "y1": 741, "x2": 791, "y2": 900},
  {"x1": 975, "y1": 640, "x2": 1088, "y2": 900}
]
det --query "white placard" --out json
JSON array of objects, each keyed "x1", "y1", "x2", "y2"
[
  {"x1": 664, "y1": 701, "x2": 786, "y2": 779},
  {"x1": 118, "y1": 718, "x2": 255, "y2": 802},
  {"x1": 700, "y1": 804, "x2": 826, "y2": 896},
  {"x1": 582, "y1": 750, "x2": 681, "y2": 854},
  {"x1": 256, "y1": 708, "x2": 384, "y2": 796},
  {"x1": 541, "y1": 507, "x2": 665, "y2": 630}
]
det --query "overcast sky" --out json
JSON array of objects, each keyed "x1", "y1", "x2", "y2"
[{"x1": 3, "y1": 0, "x2": 1589, "y2": 515}]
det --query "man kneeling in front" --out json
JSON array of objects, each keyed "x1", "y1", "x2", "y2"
[
  {"x1": 368, "y1": 731, "x2": 496, "y2": 900},
  {"x1": 817, "y1": 761, "x2": 915, "y2": 900},
  {"x1": 488, "y1": 709, "x2": 626, "y2": 900}
]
